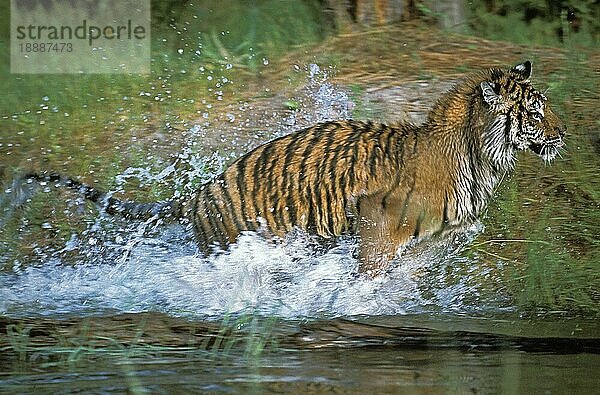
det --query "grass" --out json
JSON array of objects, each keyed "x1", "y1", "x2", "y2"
[
  {"x1": 0, "y1": 0, "x2": 327, "y2": 176},
  {"x1": 347, "y1": 84, "x2": 386, "y2": 120}
]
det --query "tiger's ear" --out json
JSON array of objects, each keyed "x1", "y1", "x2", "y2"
[
  {"x1": 511, "y1": 60, "x2": 532, "y2": 81},
  {"x1": 481, "y1": 82, "x2": 501, "y2": 106}
]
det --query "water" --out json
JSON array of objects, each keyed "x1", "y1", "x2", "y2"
[
  {"x1": 1, "y1": 313, "x2": 598, "y2": 393},
  {"x1": 3, "y1": 346, "x2": 597, "y2": 393}
]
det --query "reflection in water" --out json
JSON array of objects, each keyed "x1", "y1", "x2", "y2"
[
  {"x1": 1, "y1": 312, "x2": 599, "y2": 393},
  {"x1": 2, "y1": 345, "x2": 598, "y2": 393}
]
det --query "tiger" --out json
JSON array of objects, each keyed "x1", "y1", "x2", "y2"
[{"x1": 23, "y1": 60, "x2": 565, "y2": 275}]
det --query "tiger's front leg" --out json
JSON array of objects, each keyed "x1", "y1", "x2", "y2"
[
  {"x1": 356, "y1": 193, "x2": 415, "y2": 276},
  {"x1": 357, "y1": 229, "x2": 400, "y2": 275}
]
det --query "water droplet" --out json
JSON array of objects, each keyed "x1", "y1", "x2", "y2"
[
  {"x1": 309, "y1": 63, "x2": 320, "y2": 78},
  {"x1": 262, "y1": 58, "x2": 269, "y2": 65}
]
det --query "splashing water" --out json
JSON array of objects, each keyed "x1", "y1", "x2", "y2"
[
  {"x1": 0, "y1": 222, "x2": 486, "y2": 319},
  {"x1": 0, "y1": 67, "x2": 496, "y2": 320}
]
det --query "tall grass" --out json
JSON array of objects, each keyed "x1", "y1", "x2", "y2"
[
  {"x1": 466, "y1": 0, "x2": 600, "y2": 48},
  {"x1": 1, "y1": 0, "x2": 327, "y2": 167}
]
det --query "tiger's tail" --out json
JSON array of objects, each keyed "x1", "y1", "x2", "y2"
[{"x1": 19, "y1": 172, "x2": 182, "y2": 221}]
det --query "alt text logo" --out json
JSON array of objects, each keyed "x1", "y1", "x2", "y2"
[{"x1": 11, "y1": 0, "x2": 150, "y2": 74}]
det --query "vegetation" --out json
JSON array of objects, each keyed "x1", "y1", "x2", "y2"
[{"x1": 467, "y1": 0, "x2": 600, "y2": 47}]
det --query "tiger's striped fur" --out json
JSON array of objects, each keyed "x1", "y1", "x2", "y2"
[{"x1": 25, "y1": 61, "x2": 565, "y2": 274}]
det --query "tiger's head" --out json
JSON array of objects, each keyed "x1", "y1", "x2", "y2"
[{"x1": 480, "y1": 61, "x2": 566, "y2": 166}]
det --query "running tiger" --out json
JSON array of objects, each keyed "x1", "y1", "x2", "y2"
[{"x1": 23, "y1": 61, "x2": 565, "y2": 274}]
